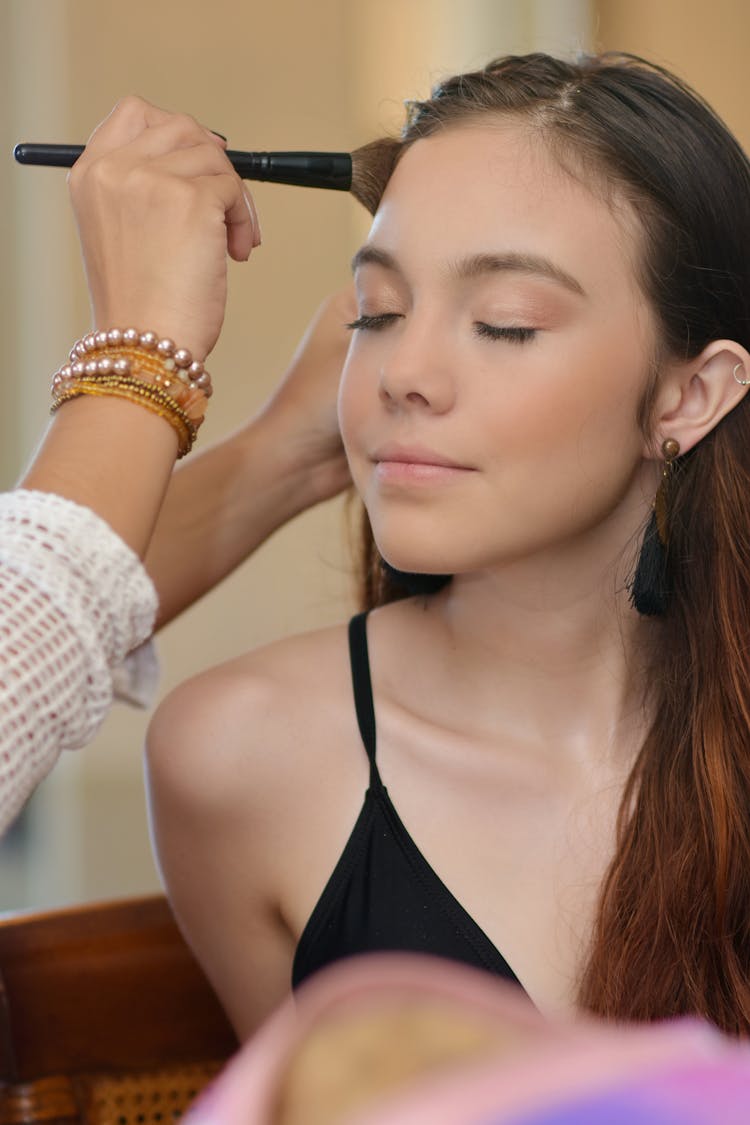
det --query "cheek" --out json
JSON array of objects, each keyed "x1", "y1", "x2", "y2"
[
  {"x1": 515, "y1": 309, "x2": 646, "y2": 452},
  {"x1": 337, "y1": 354, "x2": 375, "y2": 479},
  {"x1": 511, "y1": 372, "x2": 642, "y2": 461},
  {"x1": 474, "y1": 343, "x2": 649, "y2": 531}
]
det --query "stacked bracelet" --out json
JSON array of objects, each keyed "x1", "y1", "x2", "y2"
[
  {"x1": 50, "y1": 329, "x2": 213, "y2": 457},
  {"x1": 51, "y1": 376, "x2": 198, "y2": 457}
]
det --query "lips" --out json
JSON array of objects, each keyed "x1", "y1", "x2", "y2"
[{"x1": 371, "y1": 443, "x2": 475, "y2": 471}]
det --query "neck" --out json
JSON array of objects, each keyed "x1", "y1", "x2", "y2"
[{"x1": 413, "y1": 522, "x2": 658, "y2": 771}]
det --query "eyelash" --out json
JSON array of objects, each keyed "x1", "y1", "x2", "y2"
[
  {"x1": 346, "y1": 313, "x2": 536, "y2": 344},
  {"x1": 474, "y1": 323, "x2": 536, "y2": 344},
  {"x1": 345, "y1": 313, "x2": 401, "y2": 332}
]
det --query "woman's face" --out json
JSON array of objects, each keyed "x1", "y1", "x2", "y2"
[{"x1": 338, "y1": 120, "x2": 659, "y2": 578}]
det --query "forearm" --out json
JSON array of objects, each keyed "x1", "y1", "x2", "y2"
[
  {"x1": 145, "y1": 405, "x2": 347, "y2": 628},
  {"x1": 19, "y1": 395, "x2": 178, "y2": 557}
]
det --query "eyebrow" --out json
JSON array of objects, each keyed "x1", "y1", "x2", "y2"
[{"x1": 351, "y1": 245, "x2": 585, "y2": 297}]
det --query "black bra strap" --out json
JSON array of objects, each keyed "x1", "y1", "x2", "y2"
[{"x1": 348, "y1": 613, "x2": 382, "y2": 789}]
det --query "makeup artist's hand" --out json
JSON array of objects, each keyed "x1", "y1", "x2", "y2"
[
  {"x1": 258, "y1": 285, "x2": 355, "y2": 505},
  {"x1": 68, "y1": 96, "x2": 260, "y2": 360}
]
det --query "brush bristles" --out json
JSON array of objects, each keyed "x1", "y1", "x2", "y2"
[{"x1": 349, "y1": 138, "x2": 401, "y2": 214}]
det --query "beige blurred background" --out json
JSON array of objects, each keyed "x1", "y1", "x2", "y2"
[{"x1": 0, "y1": 0, "x2": 748, "y2": 911}]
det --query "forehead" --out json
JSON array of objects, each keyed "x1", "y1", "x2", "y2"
[{"x1": 367, "y1": 121, "x2": 643, "y2": 299}]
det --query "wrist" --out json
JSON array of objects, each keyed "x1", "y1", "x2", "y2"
[
  {"x1": 53, "y1": 327, "x2": 215, "y2": 459},
  {"x1": 236, "y1": 409, "x2": 318, "y2": 519},
  {"x1": 237, "y1": 403, "x2": 347, "y2": 519}
]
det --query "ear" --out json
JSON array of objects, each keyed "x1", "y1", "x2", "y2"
[{"x1": 649, "y1": 340, "x2": 750, "y2": 458}]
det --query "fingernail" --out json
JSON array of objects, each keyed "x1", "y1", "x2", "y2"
[{"x1": 244, "y1": 188, "x2": 262, "y2": 246}]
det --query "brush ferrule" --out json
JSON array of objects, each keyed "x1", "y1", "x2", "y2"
[{"x1": 226, "y1": 150, "x2": 352, "y2": 190}]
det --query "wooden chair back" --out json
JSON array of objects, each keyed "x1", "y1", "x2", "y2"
[{"x1": 0, "y1": 895, "x2": 238, "y2": 1125}]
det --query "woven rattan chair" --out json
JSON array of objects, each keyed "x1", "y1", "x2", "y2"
[{"x1": 0, "y1": 895, "x2": 238, "y2": 1125}]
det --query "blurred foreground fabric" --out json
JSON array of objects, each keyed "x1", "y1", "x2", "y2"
[{"x1": 185, "y1": 953, "x2": 750, "y2": 1125}]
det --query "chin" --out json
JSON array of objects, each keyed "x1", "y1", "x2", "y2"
[
  {"x1": 368, "y1": 504, "x2": 490, "y2": 577},
  {"x1": 375, "y1": 533, "x2": 450, "y2": 575},
  {"x1": 374, "y1": 521, "x2": 479, "y2": 576}
]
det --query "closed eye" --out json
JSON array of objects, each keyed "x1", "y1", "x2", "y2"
[
  {"x1": 474, "y1": 323, "x2": 536, "y2": 343},
  {"x1": 345, "y1": 313, "x2": 403, "y2": 331}
]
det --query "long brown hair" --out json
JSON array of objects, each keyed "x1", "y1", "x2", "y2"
[{"x1": 350, "y1": 53, "x2": 750, "y2": 1032}]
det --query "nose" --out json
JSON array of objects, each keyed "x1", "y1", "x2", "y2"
[{"x1": 378, "y1": 316, "x2": 456, "y2": 414}]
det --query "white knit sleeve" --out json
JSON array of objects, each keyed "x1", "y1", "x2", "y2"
[{"x1": 0, "y1": 490, "x2": 159, "y2": 830}]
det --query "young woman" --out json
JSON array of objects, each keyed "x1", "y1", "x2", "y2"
[{"x1": 146, "y1": 52, "x2": 750, "y2": 1039}]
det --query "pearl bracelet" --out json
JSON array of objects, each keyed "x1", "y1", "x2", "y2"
[{"x1": 52, "y1": 328, "x2": 213, "y2": 401}]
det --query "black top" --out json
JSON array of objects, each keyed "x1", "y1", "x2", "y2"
[{"x1": 292, "y1": 612, "x2": 524, "y2": 992}]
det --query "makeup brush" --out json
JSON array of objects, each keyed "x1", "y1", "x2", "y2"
[{"x1": 12, "y1": 141, "x2": 397, "y2": 213}]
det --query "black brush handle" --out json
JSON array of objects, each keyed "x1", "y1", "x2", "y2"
[
  {"x1": 13, "y1": 143, "x2": 353, "y2": 191},
  {"x1": 14, "y1": 143, "x2": 84, "y2": 168}
]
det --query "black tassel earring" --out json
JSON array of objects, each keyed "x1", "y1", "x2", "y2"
[{"x1": 630, "y1": 438, "x2": 680, "y2": 616}]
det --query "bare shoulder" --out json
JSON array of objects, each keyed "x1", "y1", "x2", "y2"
[
  {"x1": 144, "y1": 621, "x2": 363, "y2": 1036},
  {"x1": 146, "y1": 621, "x2": 355, "y2": 813}
]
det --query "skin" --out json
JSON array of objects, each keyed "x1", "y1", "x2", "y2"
[{"x1": 146, "y1": 118, "x2": 750, "y2": 1038}]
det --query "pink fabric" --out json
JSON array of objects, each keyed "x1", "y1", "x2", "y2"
[{"x1": 184, "y1": 953, "x2": 750, "y2": 1124}]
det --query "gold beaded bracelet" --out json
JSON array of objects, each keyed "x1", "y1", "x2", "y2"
[
  {"x1": 89, "y1": 351, "x2": 209, "y2": 422},
  {"x1": 51, "y1": 379, "x2": 197, "y2": 457},
  {"x1": 50, "y1": 327, "x2": 213, "y2": 457}
]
